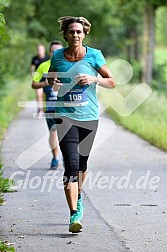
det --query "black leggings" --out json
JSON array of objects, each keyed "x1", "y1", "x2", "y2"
[{"x1": 57, "y1": 117, "x2": 98, "y2": 182}]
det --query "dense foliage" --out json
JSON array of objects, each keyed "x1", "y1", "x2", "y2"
[{"x1": 0, "y1": 0, "x2": 166, "y2": 89}]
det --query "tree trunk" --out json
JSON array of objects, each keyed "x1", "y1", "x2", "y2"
[
  {"x1": 126, "y1": 25, "x2": 139, "y2": 63},
  {"x1": 133, "y1": 27, "x2": 139, "y2": 61},
  {"x1": 142, "y1": 4, "x2": 155, "y2": 85}
]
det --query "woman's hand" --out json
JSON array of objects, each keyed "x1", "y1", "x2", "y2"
[
  {"x1": 51, "y1": 78, "x2": 63, "y2": 91},
  {"x1": 75, "y1": 73, "x2": 97, "y2": 86},
  {"x1": 47, "y1": 68, "x2": 63, "y2": 90}
]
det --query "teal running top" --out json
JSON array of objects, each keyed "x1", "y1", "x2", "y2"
[{"x1": 50, "y1": 45, "x2": 106, "y2": 121}]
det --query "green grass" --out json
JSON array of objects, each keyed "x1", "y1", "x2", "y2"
[
  {"x1": 155, "y1": 46, "x2": 167, "y2": 64},
  {"x1": 0, "y1": 76, "x2": 35, "y2": 140},
  {"x1": 100, "y1": 47, "x2": 167, "y2": 151},
  {"x1": 0, "y1": 240, "x2": 15, "y2": 252},
  {"x1": 154, "y1": 47, "x2": 167, "y2": 86},
  {"x1": 98, "y1": 84, "x2": 167, "y2": 151}
]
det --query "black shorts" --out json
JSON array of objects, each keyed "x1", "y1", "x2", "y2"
[
  {"x1": 45, "y1": 112, "x2": 57, "y2": 131},
  {"x1": 57, "y1": 116, "x2": 98, "y2": 182}
]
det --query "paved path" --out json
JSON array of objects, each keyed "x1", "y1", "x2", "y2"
[{"x1": 1, "y1": 106, "x2": 167, "y2": 252}]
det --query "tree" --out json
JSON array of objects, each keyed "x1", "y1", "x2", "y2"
[
  {"x1": 107, "y1": 1, "x2": 144, "y2": 62},
  {"x1": 142, "y1": 0, "x2": 167, "y2": 84},
  {"x1": 0, "y1": 0, "x2": 10, "y2": 45},
  {"x1": 109, "y1": 0, "x2": 167, "y2": 84},
  {"x1": 0, "y1": 13, "x2": 10, "y2": 44}
]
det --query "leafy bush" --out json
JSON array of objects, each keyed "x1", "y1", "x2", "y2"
[
  {"x1": 0, "y1": 162, "x2": 15, "y2": 205},
  {"x1": 0, "y1": 13, "x2": 10, "y2": 45},
  {"x1": 130, "y1": 59, "x2": 142, "y2": 83},
  {"x1": 0, "y1": 240, "x2": 15, "y2": 252},
  {"x1": 151, "y1": 61, "x2": 167, "y2": 93},
  {"x1": 0, "y1": 37, "x2": 47, "y2": 88}
]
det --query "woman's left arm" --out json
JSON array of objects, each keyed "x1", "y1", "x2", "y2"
[
  {"x1": 76, "y1": 64, "x2": 115, "y2": 89},
  {"x1": 96, "y1": 64, "x2": 115, "y2": 89}
]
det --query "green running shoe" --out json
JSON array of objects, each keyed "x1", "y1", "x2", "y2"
[
  {"x1": 77, "y1": 196, "x2": 85, "y2": 220},
  {"x1": 69, "y1": 213, "x2": 82, "y2": 233}
]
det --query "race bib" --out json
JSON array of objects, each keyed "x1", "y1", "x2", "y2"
[{"x1": 63, "y1": 86, "x2": 88, "y2": 107}]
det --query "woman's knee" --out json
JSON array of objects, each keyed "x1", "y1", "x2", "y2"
[{"x1": 63, "y1": 157, "x2": 79, "y2": 182}]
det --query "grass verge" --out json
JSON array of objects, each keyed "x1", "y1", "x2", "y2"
[
  {"x1": 0, "y1": 76, "x2": 34, "y2": 140},
  {"x1": 0, "y1": 76, "x2": 34, "y2": 203},
  {"x1": 98, "y1": 83, "x2": 167, "y2": 151},
  {"x1": 0, "y1": 75, "x2": 33, "y2": 250}
]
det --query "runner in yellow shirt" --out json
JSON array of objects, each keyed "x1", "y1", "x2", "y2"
[{"x1": 32, "y1": 40, "x2": 63, "y2": 169}]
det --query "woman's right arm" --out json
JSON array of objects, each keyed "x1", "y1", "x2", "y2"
[
  {"x1": 47, "y1": 68, "x2": 56, "y2": 86},
  {"x1": 47, "y1": 67, "x2": 62, "y2": 90}
]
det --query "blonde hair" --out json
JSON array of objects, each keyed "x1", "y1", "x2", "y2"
[{"x1": 58, "y1": 16, "x2": 91, "y2": 40}]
